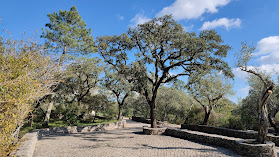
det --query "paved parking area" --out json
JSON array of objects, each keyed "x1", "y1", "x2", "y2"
[{"x1": 33, "y1": 120, "x2": 243, "y2": 157}]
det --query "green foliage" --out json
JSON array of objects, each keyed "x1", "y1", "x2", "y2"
[
  {"x1": 185, "y1": 98, "x2": 237, "y2": 127},
  {"x1": 123, "y1": 94, "x2": 150, "y2": 118},
  {"x1": 185, "y1": 105, "x2": 205, "y2": 125},
  {"x1": 102, "y1": 67, "x2": 134, "y2": 119},
  {"x1": 41, "y1": 6, "x2": 96, "y2": 66},
  {"x1": 99, "y1": 15, "x2": 233, "y2": 128},
  {"x1": 98, "y1": 32, "x2": 135, "y2": 120},
  {"x1": 59, "y1": 57, "x2": 103, "y2": 104},
  {"x1": 234, "y1": 74, "x2": 274, "y2": 130},
  {"x1": 123, "y1": 86, "x2": 194, "y2": 124},
  {"x1": 214, "y1": 98, "x2": 236, "y2": 126},
  {"x1": 227, "y1": 115, "x2": 245, "y2": 130},
  {"x1": 156, "y1": 87, "x2": 192, "y2": 124},
  {"x1": 0, "y1": 36, "x2": 56, "y2": 156},
  {"x1": 235, "y1": 41, "x2": 255, "y2": 68},
  {"x1": 187, "y1": 72, "x2": 233, "y2": 125}
]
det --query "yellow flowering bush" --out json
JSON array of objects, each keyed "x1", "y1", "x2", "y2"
[{"x1": 0, "y1": 37, "x2": 57, "y2": 156}]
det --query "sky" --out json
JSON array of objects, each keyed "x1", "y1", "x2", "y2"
[{"x1": 1, "y1": 0, "x2": 279, "y2": 103}]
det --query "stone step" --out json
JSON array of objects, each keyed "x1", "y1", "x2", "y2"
[{"x1": 165, "y1": 127, "x2": 277, "y2": 157}]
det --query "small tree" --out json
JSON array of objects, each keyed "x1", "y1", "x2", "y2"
[
  {"x1": 82, "y1": 93, "x2": 115, "y2": 122},
  {"x1": 156, "y1": 86, "x2": 193, "y2": 124},
  {"x1": 97, "y1": 33, "x2": 134, "y2": 120},
  {"x1": 103, "y1": 70, "x2": 133, "y2": 120},
  {"x1": 60, "y1": 57, "x2": 103, "y2": 106},
  {"x1": 40, "y1": 6, "x2": 96, "y2": 126},
  {"x1": 236, "y1": 42, "x2": 275, "y2": 144},
  {"x1": 186, "y1": 73, "x2": 233, "y2": 125}
]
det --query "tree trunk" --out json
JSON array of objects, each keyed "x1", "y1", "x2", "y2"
[
  {"x1": 93, "y1": 116, "x2": 96, "y2": 123},
  {"x1": 163, "y1": 110, "x2": 167, "y2": 122},
  {"x1": 117, "y1": 104, "x2": 123, "y2": 120},
  {"x1": 257, "y1": 83, "x2": 274, "y2": 144},
  {"x1": 57, "y1": 46, "x2": 67, "y2": 71},
  {"x1": 42, "y1": 101, "x2": 54, "y2": 127},
  {"x1": 202, "y1": 106, "x2": 212, "y2": 125},
  {"x1": 150, "y1": 105, "x2": 157, "y2": 128},
  {"x1": 150, "y1": 102, "x2": 157, "y2": 128},
  {"x1": 257, "y1": 103, "x2": 269, "y2": 144},
  {"x1": 11, "y1": 124, "x2": 22, "y2": 143},
  {"x1": 78, "y1": 99, "x2": 81, "y2": 106},
  {"x1": 27, "y1": 112, "x2": 33, "y2": 127}
]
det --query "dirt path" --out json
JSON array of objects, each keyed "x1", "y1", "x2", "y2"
[{"x1": 33, "y1": 120, "x2": 243, "y2": 157}]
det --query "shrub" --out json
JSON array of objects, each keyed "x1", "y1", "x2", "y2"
[{"x1": 0, "y1": 37, "x2": 56, "y2": 156}]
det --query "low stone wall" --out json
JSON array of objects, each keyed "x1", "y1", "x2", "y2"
[
  {"x1": 12, "y1": 120, "x2": 126, "y2": 157},
  {"x1": 37, "y1": 120, "x2": 126, "y2": 137},
  {"x1": 142, "y1": 126, "x2": 166, "y2": 135},
  {"x1": 132, "y1": 116, "x2": 165, "y2": 126},
  {"x1": 165, "y1": 128, "x2": 276, "y2": 157},
  {"x1": 10, "y1": 132, "x2": 38, "y2": 157},
  {"x1": 181, "y1": 124, "x2": 256, "y2": 139},
  {"x1": 181, "y1": 124, "x2": 279, "y2": 146}
]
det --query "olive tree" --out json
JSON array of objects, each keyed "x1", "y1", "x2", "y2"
[{"x1": 236, "y1": 42, "x2": 275, "y2": 144}]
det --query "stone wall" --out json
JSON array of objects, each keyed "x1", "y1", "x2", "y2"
[
  {"x1": 10, "y1": 132, "x2": 38, "y2": 157},
  {"x1": 181, "y1": 124, "x2": 279, "y2": 146},
  {"x1": 165, "y1": 128, "x2": 276, "y2": 157},
  {"x1": 37, "y1": 120, "x2": 126, "y2": 137},
  {"x1": 142, "y1": 126, "x2": 166, "y2": 135}
]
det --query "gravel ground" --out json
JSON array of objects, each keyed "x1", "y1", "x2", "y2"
[{"x1": 33, "y1": 120, "x2": 243, "y2": 157}]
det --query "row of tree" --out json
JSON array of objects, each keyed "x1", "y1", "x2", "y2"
[
  {"x1": 1, "y1": 6, "x2": 278, "y2": 156},
  {"x1": 39, "y1": 5, "x2": 279, "y2": 145}
]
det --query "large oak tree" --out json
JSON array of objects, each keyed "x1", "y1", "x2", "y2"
[{"x1": 99, "y1": 15, "x2": 233, "y2": 128}]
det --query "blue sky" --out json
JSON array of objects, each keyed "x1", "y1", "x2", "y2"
[{"x1": 1, "y1": 0, "x2": 279, "y2": 103}]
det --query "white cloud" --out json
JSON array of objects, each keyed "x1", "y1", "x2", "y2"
[
  {"x1": 130, "y1": 14, "x2": 151, "y2": 27},
  {"x1": 233, "y1": 64, "x2": 279, "y2": 80},
  {"x1": 254, "y1": 36, "x2": 279, "y2": 64},
  {"x1": 183, "y1": 25, "x2": 194, "y2": 32},
  {"x1": 156, "y1": 0, "x2": 230, "y2": 20},
  {"x1": 200, "y1": 18, "x2": 241, "y2": 30},
  {"x1": 256, "y1": 64, "x2": 279, "y2": 75},
  {"x1": 233, "y1": 68, "x2": 250, "y2": 80},
  {"x1": 233, "y1": 36, "x2": 279, "y2": 81},
  {"x1": 117, "y1": 15, "x2": 124, "y2": 21},
  {"x1": 240, "y1": 86, "x2": 251, "y2": 96}
]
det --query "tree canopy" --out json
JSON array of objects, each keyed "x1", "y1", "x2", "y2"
[
  {"x1": 99, "y1": 15, "x2": 234, "y2": 128},
  {"x1": 186, "y1": 72, "x2": 233, "y2": 125},
  {"x1": 41, "y1": 6, "x2": 96, "y2": 67}
]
